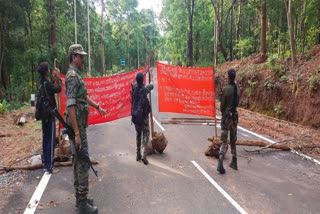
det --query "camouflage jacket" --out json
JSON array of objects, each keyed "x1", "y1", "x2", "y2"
[{"x1": 65, "y1": 63, "x2": 89, "y2": 128}]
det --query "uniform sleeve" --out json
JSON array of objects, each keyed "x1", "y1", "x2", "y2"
[
  {"x1": 66, "y1": 76, "x2": 80, "y2": 107},
  {"x1": 47, "y1": 78, "x2": 62, "y2": 93},
  {"x1": 220, "y1": 87, "x2": 226, "y2": 113}
]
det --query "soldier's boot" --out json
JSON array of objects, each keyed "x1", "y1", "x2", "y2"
[
  {"x1": 141, "y1": 155, "x2": 149, "y2": 165},
  {"x1": 229, "y1": 157, "x2": 238, "y2": 170},
  {"x1": 136, "y1": 142, "x2": 142, "y2": 161},
  {"x1": 217, "y1": 154, "x2": 225, "y2": 174},
  {"x1": 78, "y1": 199, "x2": 98, "y2": 214},
  {"x1": 136, "y1": 153, "x2": 142, "y2": 161},
  {"x1": 76, "y1": 197, "x2": 94, "y2": 209}
]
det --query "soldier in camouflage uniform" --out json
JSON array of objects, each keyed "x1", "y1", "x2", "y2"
[
  {"x1": 217, "y1": 68, "x2": 239, "y2": 174},
  {"x1": 65, "y1": 44, "x2": 106, "y2": 214},
  {"x1": 132, "y1": 71, "x2": 154, "y2": 165}
]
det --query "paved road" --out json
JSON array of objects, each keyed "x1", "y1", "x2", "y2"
[{"x1": 2, "y1": 69, "x2": 320, "y2": 214}]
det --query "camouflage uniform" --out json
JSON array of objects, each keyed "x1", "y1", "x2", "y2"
[
  {"x1": 65, "y1": 62, "x2": 90, "y2": 201},
  {"x1": 220, "y1": 84, "x2": 239, "y2": 157},
  {"x1": 133, "y1": 84, "x2": 153, "y2": 161}
]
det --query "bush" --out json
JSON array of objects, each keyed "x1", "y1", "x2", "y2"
[
  {"x1": 0, "y1": 100, "x2": 10, "y2": 114},
  {"x1": 273, "y1": 103, "x2": 285, "y2": 118},
  {"x1": 264, "y1": 78, "x2": 275, "y2": 91},
  {"x1": 308, "y1": 74, "x2": 318, "y2": 91}
]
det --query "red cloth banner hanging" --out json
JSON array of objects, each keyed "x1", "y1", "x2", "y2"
[
  {"x1": 59, "y1": 67, "x2": 146, "y2": 125},
  {"x1": 156, "y1": 62, "x2": 215, "y2": 117}
]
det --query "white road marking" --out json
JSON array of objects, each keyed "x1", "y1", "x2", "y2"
[
  {"x1": 24, "y1": 172, "x2": 51, "y2": 214},
  {"x1": 238, "y1": 126, "x2": 320, "y2": 166},
  {"x1": 192, "y1": 161, "x2": 248, "y2": 214},
  {"x1": 153, "y1": 116, "x2": 165, "y2": 131}
]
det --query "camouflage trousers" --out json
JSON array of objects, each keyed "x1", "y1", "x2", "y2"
[
  {"x1": 72, "y1": 127, "x2": 90, "y2": 201},
  {"x1": 134, "y1": 116, "x2": 150, "y2": 158},
  {"x1": 220, "y1": 112, "x2": 238, "y2": 158}
]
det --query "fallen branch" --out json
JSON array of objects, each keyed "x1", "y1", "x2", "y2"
[
  {"x1": 0, "y1": 160, "x2": 99, "y2": 173},
  {"x1": 207, "y1": 135, "x2": 317, "y2": 152}
]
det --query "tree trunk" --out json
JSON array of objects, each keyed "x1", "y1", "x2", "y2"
[
  {"x1": 284, "y1": 0, "x2": 297, "y2": 66},
  {"x1": 260, "y1": 0, "x2": 267, "y2": 60},
  {"x1": 101, "y1": 0, "x2": 105, "y2": 76},
  {"x1": 236, "y1": 0, "x2": 241, "y2": 44},
  {"x1": 195, "y1": 31, "x2": 200, "y2": 64},
  {"x1": 48, "y1": 0, "x2": 56, "y2": 50},
  {"x1": 214, "y1": 16, "x2": 218, "y2": 66},
  {"x1": 229, "y1": 5, "x2": 233, "y2": 61},
  {"x1": 318, "y1": 7, "x2": 320, "y2": 44},
  {"x1": 185, "y1": 0, "x2": 195, "y2": 67},
  {"x1": 0, "y1": 17, "x2": 8, "y2": 90}
]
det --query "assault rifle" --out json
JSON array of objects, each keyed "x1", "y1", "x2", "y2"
[{"x1": 51, "y1": 108, "x2": 98, "y2": 177}]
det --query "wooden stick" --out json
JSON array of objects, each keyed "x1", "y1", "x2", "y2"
[{"x1": 0, "y1": 160, "x2": 99, "y2": 173}]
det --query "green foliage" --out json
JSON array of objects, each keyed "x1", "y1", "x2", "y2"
[
  {"x1": 245, "y1": 80, "x2": 257, "y2": 96},
  {"x1": 273, "y1": 103, "x2": 285, "y2": 118},
  {"x1": 279, "y1": 75, "x2": 288, "y2": 83},
  {"x1": 266, "y1": 55, "x2": 288, "y2": 77},
  {"x1": 0, "y1": 100, "x2": 10, "y2": 114},
  {"x1": 234, "y1": 38, "x2": 254, "y2": 59},
  {"x1": 308, "y1": 74, "x2": 318, "y2": 91},
  {"x1": 263, "y1": 77, "x2": 276, "y2": 91}
]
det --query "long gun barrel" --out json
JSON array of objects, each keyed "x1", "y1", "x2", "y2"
[{"x1": 51, "y1": 108, "x2": 98, "y2": 177}]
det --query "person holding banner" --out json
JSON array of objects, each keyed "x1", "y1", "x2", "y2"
[
  {"x1": 131, "y1": 70, "x2": 154, "y2": 165},
  {"x1": 65, "y1": 44, "x2": 106, "y2": 214},
  {"x1": 37, "y1": 62, "x2": 61, "y2": 174},
  {"x1": 217, "y1": 68, "x2": 239, "y2": 174}
]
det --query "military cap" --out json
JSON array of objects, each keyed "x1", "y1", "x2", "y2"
[{"x1": 68, "y1": 44, "x2": 87, "y2": 56}]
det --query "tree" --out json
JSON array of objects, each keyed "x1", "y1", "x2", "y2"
[
  {"x1": 185, "y1": 0, "x2": 195, "y2": 67},
  {"x1": 284, "y1": 0, "x2": 297, "y2": 66},
  {"x1": 260, "y1": 0, "x2": 267, "y2": 61}
]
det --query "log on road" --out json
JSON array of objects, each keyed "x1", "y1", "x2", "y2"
[
  {"x1": 0, "y1": 160, "x2": 99, "y2": 173},
  {"x1": 207, "y1": 137, "x2": 318, "y2": 151}
]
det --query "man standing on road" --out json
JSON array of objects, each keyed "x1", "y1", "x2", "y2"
[
  {"x1": 131, "y1": 70, "x2": 154, "y2": 165},
  {"x1": 65, "y1": 44, "x2": 106, "y2": 214},
  {"x1": 217, "y1": 68, "x2": 239, "y2": 174},
  {"x1": 37, "y1": 62, "x2": 61, "y2": 174}
]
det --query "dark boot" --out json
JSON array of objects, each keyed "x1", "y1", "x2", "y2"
[
  {"x1": 141, "y1": 156, "x2": 149, "y2": 165},
  {"x1": 76, "y1": 197, "x2": 94, "y2": 209},
  {"x1": 217, "y1": 155, "x2": 225, "y2": 174},
  {"x1": 229, "y1": 157, "x2": 238, "y2": 170},
  {"x1": 136, "y1": 153, "x2": 142, "y2": 161},
  {"x1": 78, "y1": 199, "x2": 98, "y2": 214}
]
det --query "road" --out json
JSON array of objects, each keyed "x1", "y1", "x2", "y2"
[{"x1": 2, "y1": 69, "x2": 320, "y2": 214}]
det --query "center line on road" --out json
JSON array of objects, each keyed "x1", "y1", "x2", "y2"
[
  {"x1": 191, "y1": 161, "x2": 248, "y2": 214},
  {"x1": 24, "y1": 172, "x2": 51, "y2": 214}
]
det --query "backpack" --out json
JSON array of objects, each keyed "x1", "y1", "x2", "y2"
[
  {"x1": 35, "y1": 82, "x2": 54, "y2": 120},
  {"x1": 131, "y1": 84, "x2": 151, "y2": 125}
]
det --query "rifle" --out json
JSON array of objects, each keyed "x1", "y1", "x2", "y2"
[{"x1": 51, "y1": 108, "x2": 98, "y2": 177}]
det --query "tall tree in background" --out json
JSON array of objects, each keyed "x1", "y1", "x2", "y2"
[
  {"x1": 100, "y1": 0, "x2": 106, "y2": 76},
  {"x1": 185, "y1": 0, "x2": 195, "y2": 67},
  {"x1": 48, "y1": 0, "x2": 56, "y2": 51},
  {"x1": 284, "y1": 0, "x2": 296, "y2": 66},
  {"x1": 260, "y1": 0, "x2": 267, "y2": 61}
]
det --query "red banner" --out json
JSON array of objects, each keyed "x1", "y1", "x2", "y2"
[
  {"x1": 59, "y1": 67, "x2": 146, "y2": 125},
  {"x1": 156, "y1": 62, "x2": 215, "y2": 117}
]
